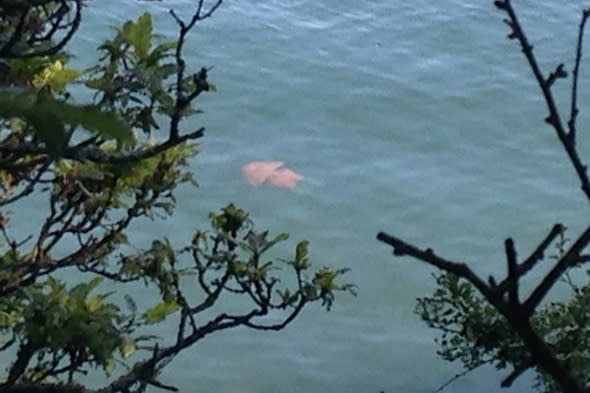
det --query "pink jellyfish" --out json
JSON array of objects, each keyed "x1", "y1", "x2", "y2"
[
  {"x1": 267, "y1": 167, "x2": 304, "y2": 189},
  {"x1": 241, "y1": 161, "x2": 303, "y2": 189}
]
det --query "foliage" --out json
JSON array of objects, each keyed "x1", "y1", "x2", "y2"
[
  {"x1": 378, "y1": 2, "x2": 590, "y2": 393},
  {"x1": 0, "y1": 3, "x2": 353, "y2": 392},
  {"x1": 417, "y1": 270, "x2": 590, "y2": 392}
]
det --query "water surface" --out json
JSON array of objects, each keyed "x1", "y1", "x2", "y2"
[{"x1": 60, "y1": 1, "x2": 590, "y2": 391}]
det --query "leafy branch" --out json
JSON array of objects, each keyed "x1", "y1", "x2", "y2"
[
  {"x1": 0, "y1": 3, "x2": 354, "y2": 392},
  {"x1": 379, "y1": 2, "x2": 590, "y2": 393}
]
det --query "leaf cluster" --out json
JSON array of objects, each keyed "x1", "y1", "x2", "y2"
[{"x1": 418, "y1": 269, "x2": 590, "y2": 393}]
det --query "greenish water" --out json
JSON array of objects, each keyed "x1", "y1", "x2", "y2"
[{"x1": 22, "y1": 1, "x2": 590, "y2": 392}]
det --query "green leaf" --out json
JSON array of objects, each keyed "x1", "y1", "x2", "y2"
[
  {"x1": 47, "y1": 276, "x2": 65, "y2": 295},
  {"x1": 104, "y1": 357, "x2": 116, "y2": 376},
  {"x1": 295, "y1": 240, "x2": 309, "y2": 262},
  {"x1": 78, "y1": 164, "x2": 105, "y2": 181},
  {"x1": 259, "y1": 232, "x2": 289, "y2": 254},
  {"x1": 29, "y1": 108, "x2": 67, "y2": 157},
  {"x1": 32, "y1": 60, "x2": 81, "y2": 92},
  {"x1": 0, "y1": 91, "x2": 133, "y2": 148},
  {"x1": 122, "y1": 13, "x2": 152, "y2": 59},
  {"x1": 57, "y1": 103, "x2": 133, "y2": 143},
  {"x1": 72, "y1": 277, "x2": 104, "y2": 298},
  {"x1": 230, "y1": 261, "x2": 248, "y2": 276},
  {"x1": 85, "y1": 77, "x2": 111, "y2": 90},
  {"x1": 143, "y1": 300, "x2": 180, "y2": 324},
  {"x1": 157, "y1": 63, "x2": 178, "y2": 79},
  {"x1": 146, "y1": 40, "x2": 178, "y2": 65},
  {"x1": 52, "y1": 68, "x2": 82, "y2": 89},
  {"x1": 87, "y1": 294, "x2": 104, "y2": 312},
  {"x1": 0, "y1": 91, "x2": 66, "y2": 156},
  {"x1": 119, "y1": 338, "x2": 137, "y2": 359},
  {"x1": 245, "y1": 231, "x2": 268, "y2": 251},
  {"x1": 293, "y1": 241, "x2": 310, "y2": 270}
]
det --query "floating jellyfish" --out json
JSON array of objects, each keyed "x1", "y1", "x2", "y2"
[
  {"x1": 240, "y1": 161, "x2": 284, "y2": 186},
  {"x1": 267, "y1": 167, "x2": 304, "y2": 189},
  {"x1": 241, "y1": 161, "x2": 303, "y2": 189}
]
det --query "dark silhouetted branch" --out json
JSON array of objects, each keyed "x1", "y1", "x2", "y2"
[
  {"x1": 523, "y1": 225, "x2": 590, "y2": 316},
  {"x1": 168, "y1": 0, "x2": 222, "y2": 139},
  {"x1": 501, "y1": 361, "x2": 533, "y2": 387},
  {"x1": 376, "y1": 232, "x2": 493, "y2": 303},
  {"x1": 495, "y1": 0, "x2": 590, "y2": 202},
  {"x1": 505, "y1": 238, "x2": 519, "y2": 305},
  {"x1": 0, "y1": 128, "x2": 204, "y2": 165},
  {"x1": 568, "y1": 9, "x2": 590, "y2": 140},
  {"x1": 546, "y1": 63, "x2": 567, "y2": 87},
  {"x1": 495, "y1": 224, "x2": 564, "y2": 295}
]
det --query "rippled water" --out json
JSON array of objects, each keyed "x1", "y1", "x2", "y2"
[{"x1": 50, "y1": 0, "x2": 590, "y2": 392}]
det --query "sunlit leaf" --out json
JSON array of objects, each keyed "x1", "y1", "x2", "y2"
[
  {"x1": 143, "y1": 300, "x2": 180, "y2": 324},
  {"x1": 87, "y1": 295, "x2": 104, "y2": 313},
  {"x1": 119, "y1": 337, "x2": 137, "y2": 359},
  {"x1": 122, "y1": 13, "x2": 152, "y2": 59},
  {"x1": 70, "y1": 277, "x2": 103, "y2": 300},
  {"x1": 32, "y1": 60, "x2": 81, "y2": 92},
  {"x1": 104, "y1": 357, "x2": 116, "y2": 376}
]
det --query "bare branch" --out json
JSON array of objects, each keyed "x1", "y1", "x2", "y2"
[
  {"x1": 547, "y1": 63, "x2": 568, "y2": 87},
  {"x1": 376, "y1": 232, "x2": 493, "y2": 303},
  {"x1": 501, "y1": 361, "x2": 533, "y2": 387},
  {"x1": 494, "y1": 224, "x2": 564, "y2": 295},
  {"x1": 3, "y1": 341, "x2": 36, "y2": 387},
  {"x1": 568, "y1": 9, "x2": 590, "y2": 140},
  {"x1": 523, "y1": 225, "x2": 590, "y2": 316},
  {"x1": 168, "y1": 0, "x2": 221, "y2": 139},
  {"x1": 0, "y1": 161, "x2": 50, "y2": 207},
  {"x1": 505, "y1": 238, "x2": 519, "y2": 305},
  {"x1": 495, "y1": 0, "x2": 590, "y2": 201}
]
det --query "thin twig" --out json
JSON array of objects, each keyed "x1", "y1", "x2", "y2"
[
  {"x1": 431, "y1": 361, "x2": 490, "y2": 393},
  {"x1": 568, "y1": 9, "x2": 590, "y2": 140}
]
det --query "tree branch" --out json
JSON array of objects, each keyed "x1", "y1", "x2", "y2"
[
  {"x1": 495, "y1": 0, "x2": 590, "y2": 201},
  {"x1": 0, "y1": 128, "x2": 204, "y2": 165},
  {"x1": 168, "y1": 0, "x2": 222, "y2": 139},
  {"x1": 523, "y1": 225, "x2": 590, "y2": 316},
  {"x1": 376, "y1": 232, "x2": 494, "y2": 305},
  {"x1": 495, "y1": 224, "x2": 564, "y2": 295},
  {"x1": 568, "y1": 9, "x2": 590, "y2": 140},
  {"x1": 501, "y1": 361, "x2": 533, "y2": 387},
  {"x1": 377, "y1": 230, "x2": 584, "y2": 393},
  {"x1": 505, "y1": 238, "x2": 519, "y2": 305}
]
